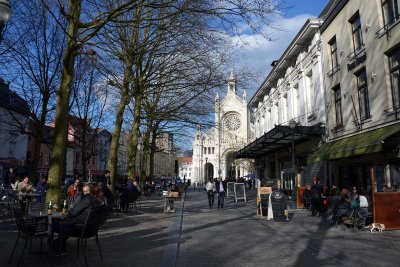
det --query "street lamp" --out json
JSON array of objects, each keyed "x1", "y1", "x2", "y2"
[
  {"x1": 289, "y1": 119, "x2": 297, "y2": 208},
  {"x1": 138, "y1": 137, "x2": 143, "y2": 185},
  {"x1": 0, "y1": 0, "x2": 12, "y2": 42},
  {"x1": 205, "y1": 157, "x2": 208, "y2": 181}
]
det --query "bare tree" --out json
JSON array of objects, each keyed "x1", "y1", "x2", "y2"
[
  {"x1": 0, "y1": 0, "x2": 64, "y2": 183},
  {"x1": 44, "y1": 0, "x2": 284, "y2": 204},
  {"x1": 43, "y1": 0, "x2": 147, "y2": 204},
  {"x1": 69, "y1": 55, "x2": 109, "y2": 181}
]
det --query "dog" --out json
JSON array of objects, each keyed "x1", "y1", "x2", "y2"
[{"x1": 365, "y1": 223, "x2": 385, "y2": 233}]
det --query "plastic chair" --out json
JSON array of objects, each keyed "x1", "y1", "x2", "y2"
[{"x1": 8, "y1": 203, "x2": 48, "y2": 266}]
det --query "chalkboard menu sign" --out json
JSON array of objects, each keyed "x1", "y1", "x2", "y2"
[
  {"x1": 227, "y1": 182, "x2": 235, "y2": 197},
  {"x1": 234, "y1": 183, "x2": 246, "y2": 202},
  {"x1": 257, "y1": 187, "x2": 272, "y2": 217},
  {"x1": 271, "y1": 191, "x2": 287, "y2": 222}
]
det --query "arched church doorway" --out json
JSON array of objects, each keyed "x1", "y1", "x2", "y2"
[{"x1": 204, "y1": 162, "x2": 214, "y2": 183}]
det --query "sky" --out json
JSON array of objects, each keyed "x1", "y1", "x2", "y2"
[{"x1": 234, "y1": 0, "x2": 330, "y2": 97}]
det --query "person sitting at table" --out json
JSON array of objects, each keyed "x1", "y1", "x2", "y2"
[
  {"x1": 53, "y1": 183, "x2": 94, "y2": 255},
  {"x1": 16, "y1": 175, "x2": 34, "y2": 211},
  {"x1": 119, "y1": 179, "x2": 141, "y2": 211},
  {"x1": 3, "y1": 167, "x2": 17, "y2": 189},
  {"x1": 98, "y1": 182, "x2": 114, "y2": 206},
  {"x1": 67, "y1": 179, "x2": 81, "y2": 197},
  {"x1": 35, "y1": 177, "x2": 49, "y2": 203}
]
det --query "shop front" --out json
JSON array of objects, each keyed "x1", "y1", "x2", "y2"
[
  {"x1": 308, "y1": 123, "x2": 400, "y2": 229},
  {"x1": 235, "y1": 123, "x2": 326, "y2": 208}
]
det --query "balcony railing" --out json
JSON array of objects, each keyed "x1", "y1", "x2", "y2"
[
  {"x1": 347, "y1": 45, "x2": 365, "y2": 61},
  {"x1": 327, "y1": 65, "x2": 340, "y2": 77},
  {"x1": 376, "y1": 16, "x2": 400, "y2": 39}
]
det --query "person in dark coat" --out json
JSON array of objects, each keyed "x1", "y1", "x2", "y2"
[
  {"x1": 98, "y1": 182, "x2": 114, "y2": 206},
  {"x1": 120, "y1": 180, "x2": 141, "y2": 211},
  {"x1": 310, "y1": 179, "x2": 324, "y2": 216},
  {"x1": 98, "y1": 170, "x2": 111, "y2": 186},
  {"x1": 35, "y1": 177, "x2": 49, "y2": 203},
  {"x1": 3, "y1": 167, "x2": 17, "y2": 189},
  {"x1": 53, "y1": 184, "x2": 94, "y2": 255},
  {"x1": 215, "y1": 177, "x2": 227, "y2": 210}
]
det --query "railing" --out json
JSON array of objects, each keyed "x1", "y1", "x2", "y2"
[
  {"x1": 376, "y1": 16, "x2": 400, "y2": 39},
  {"x1": 347, "y1": 45, "x2": 365, "y2": 61},
  {"x1": 327, "y1": 65, "x2": 340, "y2": 77}
]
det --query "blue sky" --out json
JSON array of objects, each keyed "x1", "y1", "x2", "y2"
[
  {"x1": 233, "y1": 0, "x2": 331, "y2": 96},
  {"x1": 282, "y1": 0, "x2": 330, "y2": 18}
]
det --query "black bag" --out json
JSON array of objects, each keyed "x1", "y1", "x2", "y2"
[{"x1": 207, "y1": 190, "x2": 214, "y2": 196}]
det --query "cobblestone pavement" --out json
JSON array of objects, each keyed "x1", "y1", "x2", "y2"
[
  {"x1": 1, "y1": 189, "x2": 400, "y2": 267},
  {"x1": 177, "y1": 189, "x2": 400, "y2": 267},
  {"x1": 0, "y1": 197, "x2": 176, "y2": 267}
]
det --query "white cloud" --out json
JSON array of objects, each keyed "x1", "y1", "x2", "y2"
[{"x1": 232, "y1": 14, "x2": 315, "y2": 95}]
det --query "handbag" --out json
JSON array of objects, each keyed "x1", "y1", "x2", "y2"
[{"x1": 207, "y1": 190, "x2": 213, "y2": 196}]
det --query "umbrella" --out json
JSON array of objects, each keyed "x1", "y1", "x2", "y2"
[{"x1": 244, "y1": 173, "x2": 256, "y2": 179}]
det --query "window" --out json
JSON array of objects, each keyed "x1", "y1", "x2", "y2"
[
  {"x1": 282, "y1": 94, "x2": 288, "y2": 123},
  {"x1": 333, "y1": 85, "x2": 343, "y2": 126},
  {"x1": 389, "y1": 47, "x2": 400, "y2": 108},
  {"x1": 329, "y1": 37, "x2": 339, "y2": 73},
  {"x1": 382, "y1": 0, "x2": 400, "y2": 25},
  {"x1": 350, "y1": 13, "x2": 363, "y2": 53},
  {"x1": 306, "y1": 71, "x2": 314, "y2": 113},
  {"x1": 356, "y1": 70, "x2": 370, "y2": 120}
]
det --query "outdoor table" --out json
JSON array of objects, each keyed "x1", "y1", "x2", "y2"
[
  {"x1": 19, "y1": 192, "x2": 41, "y2": 197},
  {"x1": 19, "y1": 192, "x2": 42, "y2": 208},
  {"x1": 163, "y1": 192, "x2": 179, "y2": 213},
  {"x1": 28, "y1": 210, "x2": 65, "y2": 235}
]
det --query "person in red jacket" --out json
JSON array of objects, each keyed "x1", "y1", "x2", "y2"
[{"x1": 67, "y1": 179, "x2": 81, "y2": 197}]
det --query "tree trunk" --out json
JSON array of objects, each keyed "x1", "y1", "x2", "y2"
[
  {"x1": 46, "y1": 0, "x2": 81, "y2": 205},
  {"x1": 127, "y1": 89, "x2": 142, "y2": 182},
  {"x1": 107, "y1": 62, "x2": 132, "y2": 192}
]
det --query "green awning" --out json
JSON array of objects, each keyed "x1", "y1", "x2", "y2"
[{"x1": 307, "y1": 123, "x2": 400, "y2": 163}]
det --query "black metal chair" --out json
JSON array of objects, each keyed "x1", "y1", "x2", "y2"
[
  {"x1": 61, "y1": 207, "x2": 103, "y2": 267},
  {"x1": 334, "y1": 204, "x2": 351, "y2": 227},
  {"x1": 8, "y1": 203, "x2": 48, "y2": 266},
  {"x1": 0, "y1": 188, "x2": 14, "y2": 219},
  {"x1": 28, "y1": 201, "x2": 46, "y2": 213},
  {"x1": 128, "y1": 194, "x2": 141, "y2": 213}
]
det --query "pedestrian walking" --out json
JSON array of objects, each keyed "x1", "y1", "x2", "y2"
[
  {"x1": 205, "y1": 178, "x2": 215, "y2": 209},
  {"x1": 215, "y1": 177, "x2": 227, "y2": 210},
  {"x1": 310, "y1": 178, "x2": 323, "y2": 216}
]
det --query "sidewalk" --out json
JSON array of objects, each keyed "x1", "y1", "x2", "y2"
[
  {"x1": 177, "y1": 189, "x2": 400, "y2": 267},
  {"x1": 0, "y1": 197, "x2": 178, "y2": 267},
  {"x1": 1, "y1": 189, "x2": 400, "y2": 266}
]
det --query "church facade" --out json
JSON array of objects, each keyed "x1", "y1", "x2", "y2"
[{"x1": 192, "y1": 72, "x2": 253, "y2": 183}]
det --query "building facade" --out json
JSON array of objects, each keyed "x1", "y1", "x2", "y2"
[
  {"x1": 237, "y1": 0, "x2": 400, "y2": 228},
  {"x1": 235, "y1": 18, "x2": 327, "y2": 203},
  {"x1": 178, "y1": 157, "x2": 193, "y2": 181},
  {"x1": 192, "y1": 72, "x2": 252, "y2": 183},
  {"x1": 0, "y1": 79, "x2": 29, "y2": 180},
  {"x1": 307, "y1": 0, "x2": 400, "y2": 229}
]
